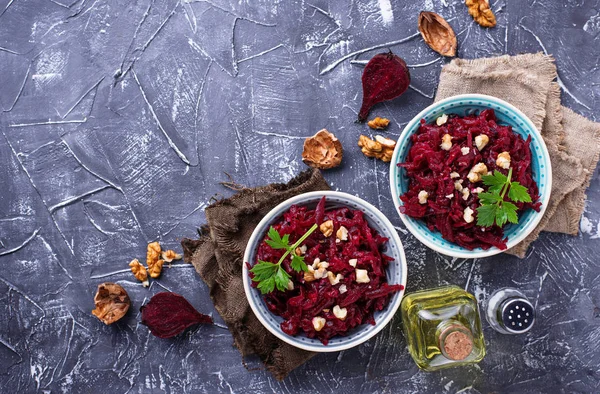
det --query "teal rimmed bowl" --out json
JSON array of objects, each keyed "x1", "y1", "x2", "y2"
[
  {"x1": 389, "y1": 94, "x2": 552, "y2": 258},
  {"x1": 242, "y1": 191, "x2": 407, "y2": 352}
]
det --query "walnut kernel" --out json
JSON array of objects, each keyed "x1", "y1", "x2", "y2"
[
  {"x1": 465, "y1": 0, "x2": 496, "y2": 28},
  {"x1": 129, "y1": 259, "x2": 149, "y2": 287},
  {"x1": 146, "y1": 241, "x2": 161, "y2": 271},
  {"x1": 367, "y1": 117, "x2": 390, "y2": 130},
  {"x1": 148, "y1": 259, "x2": 164, "y2": 279},
  {"x1": 161, "y1": 250, "x2": 182, "y2": 263},
  {"x1": 496, "y1": 152, "x2": 511, "y2": 169},
  {"x1": 358, "y1": 135, "x2": 396, "y2": 162},
  {"x1": 320, "y1": 220, "x2": 334, "y2": 237}
]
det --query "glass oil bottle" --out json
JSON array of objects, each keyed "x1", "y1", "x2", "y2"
[{"x1": 400, "y1": 285, "x2": 486, "y2": 371}]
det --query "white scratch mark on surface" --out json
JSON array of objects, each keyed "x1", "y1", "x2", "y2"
[
  {"x1": 464, "y1": 259, "x2": 476, "y2": 290},
  {"x1": 212, "y1": 370, "x2": 235, "y2": 394},
  {"x1": 378, "y1": 0, "x2": 394, "y2": 26},
  {"x1": 0, "y1": 276, "x2": 45, "y2": 314},
  {"x1": 9, "y1": 118, "x2": 88, "y2": 127},
  {"x1": 90, "y1": 268, "x2": 130, "y2": 279},
  {"x1": 0, "y1": 336, "x2": 20, "y2": 358},
  {"x1": 237, "y1": 44, "x2": 284, "y2": 63},
  {"x1": 132, "y1": 70, "x2": 193, "y2": 166},
  {"x1": 3, "y1": 63, "x2": 31, "y2": 112},
  {"x1": 519, "y1": 24, "x2": 591, "y2": 110},
  {"x1": 62, "y1": 77, "x2": 104, "y2": 118},
  {"x1": 0, "y1": 227, "x2": 41, "y2": 256},
  {"x1": 48, "y1": 185, "x2": 113, "y2": 213},
  {"x1": 38, "y1": 235, "x2": 74, "y2": 280},
  {"x1": 409, "y1": 84, "x2": 435, "y2": 99},
  {"x1": 319, "y1": 32, "x2": 421, "y2": 75},
  {"x1": 251, "y1": 130, "x2": 309, "y2": 140}
]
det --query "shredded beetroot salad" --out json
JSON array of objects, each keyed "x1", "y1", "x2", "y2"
[
  {"x1": 399, "y1": 109, "x2": 541, "y2": 250},
  {"x1": 248, "y1": 197, "x2": 403, "y2": 345}
]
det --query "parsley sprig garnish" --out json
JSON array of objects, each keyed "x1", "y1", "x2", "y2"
[
  {"x1": 250, "y1": 224, "x2": 318, "y2": 294},
  {"x1": 476, "y1": 168, "x2": 532, "y2": 227}
]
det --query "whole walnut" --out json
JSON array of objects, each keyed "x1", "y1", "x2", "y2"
[
  {"x1": 92, "y1": 283, "x2": 131, "y2": 325},
  {"x1": 302, "y1": 129, "x2": 343, "y2": 169}
]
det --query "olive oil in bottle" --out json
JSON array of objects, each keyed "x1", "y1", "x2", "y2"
[{"x1": 400, "y1": 285, "x2": 486, "y2": 371}]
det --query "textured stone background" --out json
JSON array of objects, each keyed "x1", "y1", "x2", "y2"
[{"x1": 1, "y1": 0, "x2": 599, "y2": 392}]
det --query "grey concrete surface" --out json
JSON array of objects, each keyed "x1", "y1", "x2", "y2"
[{"x1": 1, "y1": 0, "x2": 599, "y2": 392}]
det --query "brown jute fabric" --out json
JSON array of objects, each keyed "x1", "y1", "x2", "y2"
[
  {"x1": 436, "y1": 53, "x2": 600, "y2": 257},
  {"x1": 181, "y1": 169, "x2": 329, "y2": 380}
]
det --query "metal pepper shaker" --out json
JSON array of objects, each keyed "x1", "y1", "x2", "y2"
[{"x1": 486, "y1": 288, "x2": 535, "y2": 334}]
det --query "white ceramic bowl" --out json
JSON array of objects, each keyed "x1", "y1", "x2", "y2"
[
  {"x1": 390, "y1": 94, "x2": 552, "y2": 258},
  {"x1": 242, "y1": 191, "x2": 407, "y2": 352}
]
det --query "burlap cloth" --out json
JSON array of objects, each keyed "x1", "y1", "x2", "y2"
[
  {"x1": 436, "y1": 53, "x2": 600, "y2": 257},
  {"x1": 181, "y1": 169, "x2": 328, "y2": 380}
]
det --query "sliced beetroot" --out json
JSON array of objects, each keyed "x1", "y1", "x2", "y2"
[
  {"x1": 249, "y1": 197, "x2": 404, "y2": 345},
  {"x1": 140, "y1": 292, "x2": 213, "y2": 338},
  {"x1": 399, "y1": 109, "x2": 541, "y2": 250},
  {"x1": 358, "y1": 51, "x2": 410, "y2": 122}
]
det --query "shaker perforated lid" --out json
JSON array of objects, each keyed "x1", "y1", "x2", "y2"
[{"x1": 500, "y1": 298, "x2": 535, "y2": 334}]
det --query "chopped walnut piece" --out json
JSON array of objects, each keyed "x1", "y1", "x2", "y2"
[
  {"x1": 450, "y1": 171, "x2": 460, "y2": 179},
  {"x1": 161, "y1": 250, "x2": 182, "y2": 263},
  {"x1": 146, "y1": 241, "x2": 161, "y2": 272},
  {"x1": 339, "y1": 284, "x2": 348, "y2": 294},
  {"x1": 304, "y1": 270, "x2": 316, "y2": 282},
  {"x1": 287, "y1": 280, "x2": 294, "y2": 291},
  {"x1": 148, "y1": 259, "x2": 165, "y2": 279},
  {"x1": 467, "y1": 163, "x2": 488, "y2": 183},
  {"x1": 440, "y1": 134, "x2": 453, "y2": 151},
  {"x1": 92, "y1": 283, "x2": 131, "y2": 325},
  {"x1": 355, "y1": 269, "x2": 370, "y2": 283},
  {"x1": 336, "y1": 226, "x2": 349, "y2": 241},
  {"x1": 463, "y1": 207, "x2": 475, "y2": 223},
  {"x1": 367, "y1": 117, "x2": 390, "y2": 130},
  {"x1": 465, "y1": 0, "x2": 496, "y2": 28},
  {"x1": 462, "y1": 188, "x2": 470, "y2": 201},
  {"x1": 302, "y1": 129, "x2": 343, "y2": 169},
  {"x1": 333, "y1": 305, "x2": 348, "y2": 320},
  {"x1": 474, "y1": 134, "x2": 489, "y2": 151},
  {"x1": 358, "y1": 135, "x2": 396, "y2": 162},
  {"x1": 295, "y1": 245, "x2": 307, "y2": 256},
  {"x1": 312, "y1": 317, "x2": 326, "y2": 331},
  {"x1": 327, "y1": 271, "x2": 344, "y2": 286},
  {"x1": 496, "y1": 151, "x2": 511, "y2": 169},
  {"x1": 320, "y1": 220, "x2": 334, "y2": 237},
  {"x1": 436, "y1": 113, "x2": 449, "y2": 126},
  {"x1": 418, "y1": 190, "x2": 429, "y2": 204},
  {"x1": 461, "y1": 147, "x2": 470, "y2": 156},
  {"x1": 129, "y1": 259, "x2": 149, "y2": 287}
]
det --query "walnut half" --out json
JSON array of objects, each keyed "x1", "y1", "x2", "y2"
[
  {"x1": 358, "y1": 135, "x2": 396, "y2": 162},
  {"x1": 92, "y1": 283, "x2": 131, "y2": 325},
  {"x1": 302, "y1": 129, "x2": 343, "y2": 169},
  {"x1": 465, "y1": 0, "x2": 496, "y2": 28}
]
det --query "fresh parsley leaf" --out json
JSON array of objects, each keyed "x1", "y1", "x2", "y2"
[
  {"x1": 477, "y1": 192, "x2": 503, "y2": 205},
  {"x1": 250, "y1": 261, "x2": 278, "y2": 281},
  {"x1": 274, "y1": 267, "x2": 291, "y2": 292},
  {"x1": 495, "y1": 205, "x2": 509, "y2": 227},
  {"x1": 503, "y1": 201, "x2": 519, "y2": 224},
  {"x1": 508, "y1": 182, "x2": 532, "y2": 203},
  {"x1": 476, "y1": 168, "x2": 532, "y2": 227},
  {"x1": 251, "y1": 224, "x2": 318, "y2": 294},
  {"x1": 265, "y1": 226, "x2": 288, "y2": 249},
  {"x1": 290, "y1": 254, "x2": 308, "y2": 273},
  {"x1": 482, "y1": 171, "x2": 507, "y2": 194},
  {"x1": 256, "y1": 276, "x2": 276, "y2": 294},
  {"x1": 476, "y1": 204, "x2": 498, "y2": 227}
]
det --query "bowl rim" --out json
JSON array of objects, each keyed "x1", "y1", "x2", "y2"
[
  {"x1": 388, "y1": 93, "x2": 553, "y2": 259},
  {"x1": 242, "y1": 190, "x2": 408, "y2": 352}
]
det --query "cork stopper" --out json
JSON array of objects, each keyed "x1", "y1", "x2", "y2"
[{"x1": 438, "y1": 323, "x2": 474, "y2": 361}]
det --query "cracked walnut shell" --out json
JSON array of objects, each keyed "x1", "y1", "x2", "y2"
[
  {"x1": 465, "y1": 0, "x2": 496, "y2": 28},
  {"x1": 302, "y1": 129, "x2": 343, "y2": 169},
  {"x1": 92, "y1": 282, "x2": 131, "y2": 325},
  {"x1": 418, "y1": 11, "x2": 457, "y2": 57}
]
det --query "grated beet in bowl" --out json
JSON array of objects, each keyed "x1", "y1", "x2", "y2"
[
  {"x1": 399, "y1": 109, "x2": 541, "y2": 250},
  {"x1": 248, "y1": 197, "x2": 404, "y2": 345}
]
